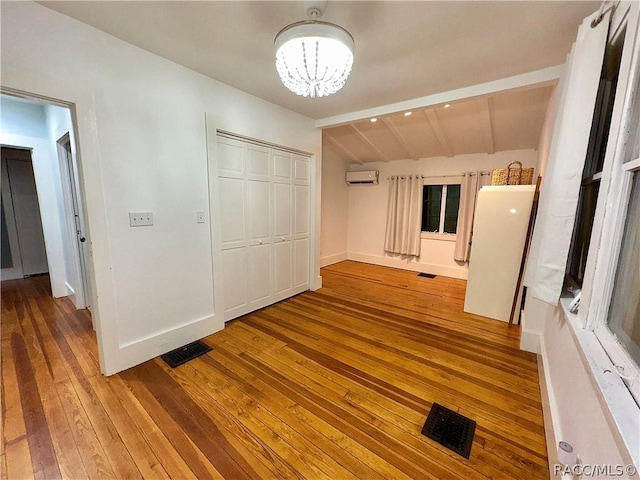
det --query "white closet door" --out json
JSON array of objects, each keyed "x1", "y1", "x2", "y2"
[
  {"x1": 293, "y1": 238, "x2": 309, "y2": 289},
  {"x1": 217, "y1": 137, "x2": 248, "y2": 318},
  {"x1": 216, "y1": 134, "x2": 311, "y2": 321},
  {"x1": 273, "y1": 152, "x2": 293, "y2": 300},
  {"x1": 222, "y1": 248, "x2": 247, "y2": 314},
  {"x1": 246, "y1": 144, "x2": 272, "y2": 307},
  {"x1": 293, "y1": 155, "x2": 310, "y2": 292}
]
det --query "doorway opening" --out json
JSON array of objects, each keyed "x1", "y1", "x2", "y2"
[
  {"x1": 1, "y1": 147, "x2": 49, "y2": 278},
  {"x1": 0, "y1": 93, "x2": 91, "y2": 312}
]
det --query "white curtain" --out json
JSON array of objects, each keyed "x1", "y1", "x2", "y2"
[
  {"x1": 454, "y1": 171, "x2": 491, "y2": 262},
  {"x1": 524, "y1": 12, "x2": 609, "y2": 305},
  {"x1": 384, "y1": 175, "x2": 423, "y2": 257}
]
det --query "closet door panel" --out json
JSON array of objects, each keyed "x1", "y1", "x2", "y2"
[
  {"x1": 293, "y1": 238, "x2": 309, "y2": 289},
  {"x1": 294, "y1": 185, "x2": 310, "y2": 235},
  {"x1": 274, "y1": 183, "x2": 292, "y2": 237},
  {"x1": 274, "y1": 241, "x2": 292, "y2": 296},
  {"x1": 247, "y1": 179, "x2": 270, "y2": 241},
  {"x1": 273, "y1": 152, "x2": 292, "y2": 180},
  {"x1": 249, "y1": 244, "x2": 271, "y2": 303},
  {"x1": 247, "y1": 145, "x2": 270, "y2": 178},
  {"x1": 217, "y1": 139, "x2": 244, "y2": 177},
  {"x1": 219, "y1": 177, "x2": 245, "y2": 246},
  {"x1": 294, "y1": 156, "x2": 310, "y2": 182},
  {"x1": 222, "y1": 247, "x2": 247, "y2": 314}
]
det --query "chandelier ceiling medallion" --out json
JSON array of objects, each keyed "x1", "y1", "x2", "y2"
[{"x1": 274, "y1": 1, "x2": 355, "y2": 98}]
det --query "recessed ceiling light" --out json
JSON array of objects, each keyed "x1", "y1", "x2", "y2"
[
  {"x1": 444, "y1": 104, "x2": 451, "y2": 108},
  {"x1": 404, "y1": 111, "x2": 412, "y2": 116},
  {"x1": 370, "y1": 118, "x2": 377, "y2": 123}
]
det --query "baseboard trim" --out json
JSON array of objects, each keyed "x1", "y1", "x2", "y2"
[
  {"x1": 64, "y1": 281, "x2": 76, "y2": 296},
  {"x1": 347, "y1": 251, "x2": 468, "y2": 280},
  {"x1": 105, "y1": 314, "x2": 223, "y2": 375},
  {"x1": 520, "y1": 328, "x2": 542, "y2": 354},
  {"x1": 320, "y1": 252, "x2": 348, "y2": 268},
  {"x1": 538, "y1": 338, "x2": 559, "y2": 479}
]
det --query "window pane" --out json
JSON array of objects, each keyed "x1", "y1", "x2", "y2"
[
  {"x1": 444, "y1": 184, "x2": 461, "y2": 234},
  {"x1": 567, "y1": 180, "x2": 600, "y2": 286},
  {"x1": 607, "y1": 171, "x2": 640, "y2": 365},
  {"x1": 421, "y1": 185, "x2": 442, "y2": 232}
]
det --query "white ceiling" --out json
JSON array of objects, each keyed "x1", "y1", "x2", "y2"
[{"x1": 41, "y1": 1, "x2": 598, "y2": 122}]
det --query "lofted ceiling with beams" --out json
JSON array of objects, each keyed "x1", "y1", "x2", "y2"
[{"x1": 323, "y1": 85, "x2": 554, "y2": 163}]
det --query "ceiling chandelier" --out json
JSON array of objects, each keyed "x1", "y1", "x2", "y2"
[{"x1": 274, "y1": 2, "x2": 354, "y2": 98}]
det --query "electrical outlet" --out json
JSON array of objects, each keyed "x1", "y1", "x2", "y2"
[
  {"x1": 129, "y1": 211, "x2": 154, "y2": 227},
  {"x1": 196, "y1": 210, "x2": 206, "y2": 224}
]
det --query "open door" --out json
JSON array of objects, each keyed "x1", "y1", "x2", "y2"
[{"x1": 57, "y1": 133, "x2": 91, "y2": 311}]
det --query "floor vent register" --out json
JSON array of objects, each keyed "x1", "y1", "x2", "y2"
[
  {"x1": 420, "y1": 403, "x2": 476, "y2": 459},
  {"x1": 161, "y1": 340, "x2": 212, "y2": 368},
  {"x1": 417, "y1": 272, "x2": 437, "y2": 279}
]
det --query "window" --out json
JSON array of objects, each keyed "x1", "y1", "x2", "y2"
[
  {"x1": 606, "y1": 171, "x2": 640, "y2": 368},
  {"x1": 421, "y1": 183, "x2": 460, "y2": 234},
  {"x1": 584, "y1": 17, "x2": 640, "y2": 409},
  {"x1": 567, "y1": 30, "x2": 625, "y2": 286}
]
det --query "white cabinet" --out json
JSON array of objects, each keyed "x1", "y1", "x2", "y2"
[
  {"x1": 216, "y1": 135, "x2": 311, "y2": 321},
  {"x1": 464, "y1": 185, "x2": 535, "y2": 322}
]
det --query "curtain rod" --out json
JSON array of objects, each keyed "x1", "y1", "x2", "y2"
[
  {"x1": 385, "y1": 171, "x2": 491, "y2": 180},
  {"x1": 591, "y1": 0, "x2": 616, "y2": 28}
]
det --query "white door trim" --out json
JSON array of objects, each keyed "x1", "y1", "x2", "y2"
[
  {"x1": 56, "y1": 133, "x2": 90, "y2": 310},
  {"x1": 1, "y1": 76, "x2": 114, "y2": 373}
]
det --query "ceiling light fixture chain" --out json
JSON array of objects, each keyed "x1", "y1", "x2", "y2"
[{"x1": 274, "y1": 1, "x2": 354, "y2": 98}]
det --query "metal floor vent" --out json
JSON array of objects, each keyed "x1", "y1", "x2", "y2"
[
  {"x1": 161, "y1": 340, "x2": 211, "y2": 368},
  {"x1": 421, "y1": 403, "x2": 476, "y2": 459},
  {"x1": 417, "y1": 272, "x2": 436, "y2": 279}
]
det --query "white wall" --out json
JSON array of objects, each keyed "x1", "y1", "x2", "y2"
[
  {"x1": 320, "y1": 142, "x2": 349, "y2": 266},
  {"x1": 0, "y1": 97, "x2": 70, "y2": 297},
  {"x1": 346, "y1": 149, "x2": 537, "y2": 279},
  {"x1": 1, "y1": 2, "x2": 321, "y2": 375}
]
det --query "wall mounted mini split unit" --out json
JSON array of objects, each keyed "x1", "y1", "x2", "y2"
[{"x1": 346, "y1": 170, "x2": 379, "y2": 185}]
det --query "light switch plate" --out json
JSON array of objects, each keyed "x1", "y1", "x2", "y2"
[{"x1": 129, "y1": 212, "x2": 153, "y2": 227}]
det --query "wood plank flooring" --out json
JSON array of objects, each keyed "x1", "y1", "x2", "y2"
[{"x1": 1, "y1": 261, "x2": 548, "y2": 479}]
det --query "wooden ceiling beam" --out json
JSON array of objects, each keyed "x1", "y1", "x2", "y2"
[
  {"x1": 478, "y1": 97, "x2": 495, "y2": 154},
  {"x1": 381, "y1": 117, "x2": 420, "y2": 161},
  {"x1": 424, "y1": 109, "x2": 454, "y2": 158},
  {"x1": 323, "y1": 134, "x2": 364, "y2": 164},
  {"x1": 349, "y1": 124, "x2": 391, "y2": 162}
]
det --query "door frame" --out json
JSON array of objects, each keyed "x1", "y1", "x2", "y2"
[
  {"x1": 56, "y1": 132, "x2": 91, "y2": 310},
  {"x1": 0, "y1": 79, "x2": 115, "y2": 374},
  {"x1": 205, "y1": 113, "x2": 319, "y2": 324}
]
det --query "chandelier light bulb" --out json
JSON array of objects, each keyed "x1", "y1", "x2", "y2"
[{"x1": 275, "y1": 20, "x2": 355, "y2": 98}]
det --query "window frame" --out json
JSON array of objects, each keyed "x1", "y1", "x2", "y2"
[
  {"x1": 420, "y1": 176, "x2": 462, "y2": 240},
  {"x1": 569, "y1": 3, "x2": 640, "y2": 452}
]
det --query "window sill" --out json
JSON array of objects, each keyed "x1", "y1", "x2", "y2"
[
  {"x1": 559, "y1": 297, "x2": 640, "y2": 469},
  {"x1": 420, "y1": 232, "x2": 457, "y2": 242}
]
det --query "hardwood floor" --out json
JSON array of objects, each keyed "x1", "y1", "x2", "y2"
[{"x1": 1, "y1": 261, "x2": 548, "y2": 479}]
